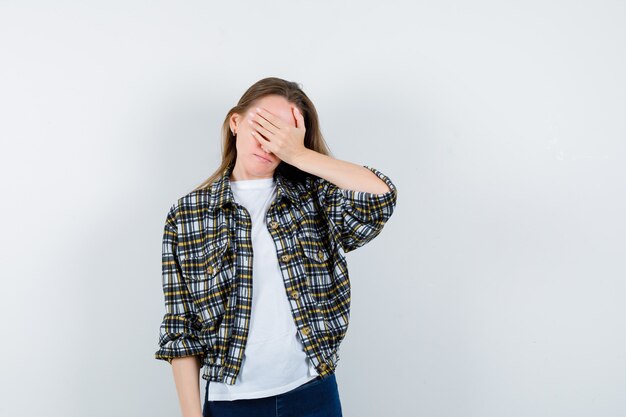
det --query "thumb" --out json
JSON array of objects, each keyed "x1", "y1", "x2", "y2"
[{"x1": 293, "y1": 107, "x2": 305, "y2": 128}]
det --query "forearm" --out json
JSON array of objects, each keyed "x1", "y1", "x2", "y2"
[
  {"x1": 171, "y1": 355, "x2": 203, "y2": 417},
  {"x1": 292, "y1": 149, "x2": 391, "y2": 194}
]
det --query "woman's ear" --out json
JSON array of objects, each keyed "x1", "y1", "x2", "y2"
[{"x1": 229, "y1": 113, "x2": 241, "y2": 135}]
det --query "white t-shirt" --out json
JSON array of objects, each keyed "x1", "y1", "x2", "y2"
[{"x1": 207, "y1": 176, "x2": 318, "y2": 401}]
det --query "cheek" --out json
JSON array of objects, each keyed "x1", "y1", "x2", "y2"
[{"x1": 238, "y1": 131, "x2": 258, "y2": 151}]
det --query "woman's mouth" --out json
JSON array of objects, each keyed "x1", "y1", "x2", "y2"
[{"x1": 254, "y1": 154, "x2": 271, "y2": 163}]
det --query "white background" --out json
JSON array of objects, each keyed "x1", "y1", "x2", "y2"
[{"x1": 1, "y1": 1, "x2": 625, "y2": 416}]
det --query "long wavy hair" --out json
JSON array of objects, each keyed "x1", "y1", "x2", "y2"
[{"x1": 193, "y1": 77, "x2": 333, "y2": 191}]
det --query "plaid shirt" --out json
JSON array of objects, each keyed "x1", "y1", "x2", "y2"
[{"x1": 154, "y1": 161, "x2": 398, "y2": 384}]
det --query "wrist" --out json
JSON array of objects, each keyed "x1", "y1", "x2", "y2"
[{"x1": 290, "y1": 147, "x2": 314, "y2": 170}]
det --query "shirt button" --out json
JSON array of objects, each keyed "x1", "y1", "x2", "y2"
[
  {"x1": 318, "y1": 363, "x2": 327, "y2": 371},
  {"x1": 206, "y1": 265, "x2": 214, "y2": 275},
  {"x1": 290, "y1": 290, "x2": 299, "y2": 299},
  {"x1": 270, "y1": 221, "x2": 279, "y2": 229},
  {"x1": 281, "y1": 254, "x2": 291, "y2": 262},
  {"x1": 302, "y1": 326, "x2": 311, "y2": 335},
  {"x1": 317, "y1": 250, "x2": 324, "y2": 260}
]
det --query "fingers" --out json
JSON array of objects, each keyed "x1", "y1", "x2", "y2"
[
  {"x1": 248, "y1": 118, "x2": 272, "y2": 139},
  {"x1": 253, "y1": 107, "x2": 281, "y2": 132},
  {"x1": 251, "y1": 129, "x2": 271, "y2": 150}
]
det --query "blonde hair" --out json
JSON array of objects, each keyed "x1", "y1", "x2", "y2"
[{"x1": 193, "y1": 77, "x2": 333, "y2": 191}]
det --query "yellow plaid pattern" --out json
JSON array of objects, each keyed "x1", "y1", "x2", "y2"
[{"x1": 154, "y1": 161, "x2": 398, "y2": 384}]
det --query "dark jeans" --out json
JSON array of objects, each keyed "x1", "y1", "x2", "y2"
[{"x1": 203, "y1": 373, "x2": 343, "y2": 417}]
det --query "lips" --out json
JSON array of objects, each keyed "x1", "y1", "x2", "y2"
[{"x1": 255, "y1": 154, "x2": 272, "y2": 162}]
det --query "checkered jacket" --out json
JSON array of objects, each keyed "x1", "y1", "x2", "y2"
[{"x1": 154, "y1": 161, "x2": 398, "y2": 384}]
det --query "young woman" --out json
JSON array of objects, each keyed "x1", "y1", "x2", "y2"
[{"x1": 155, "y1": 77, "x2": 398, "y2": 417}]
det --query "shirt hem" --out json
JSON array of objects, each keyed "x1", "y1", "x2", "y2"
[{"x1": 208, "y1": 374, "x2": 319, "y2": 401}]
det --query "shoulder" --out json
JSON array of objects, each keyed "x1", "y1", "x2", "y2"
[
  {"x1": 178, "y1": 187, "x2": 212, "y2": 209},
  {"x1": 164, "y1": 187, "x2": 213, "y2": 229}
]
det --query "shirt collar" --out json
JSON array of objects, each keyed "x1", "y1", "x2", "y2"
[{"x1": 208, "y1": 160, "x2": 302, "y2": 211}]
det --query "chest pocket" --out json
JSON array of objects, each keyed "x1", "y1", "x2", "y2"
[
  {"x1": 296, "y1": 231, "x2": 334, "y2": 298},
  {"x1": 180, "y1": 239, "x2": 229, "y2": 280},
  {"x1": 179, "y1": 222, "x2": 231, "y2": 279}
]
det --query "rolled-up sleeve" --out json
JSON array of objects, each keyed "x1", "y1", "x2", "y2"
[
  {"x1": 312, "y1": 165, "x2": 398, "y2": 253},
  {"x1": 154, "y1": 204, "x2": 206, "y2": 364}
]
